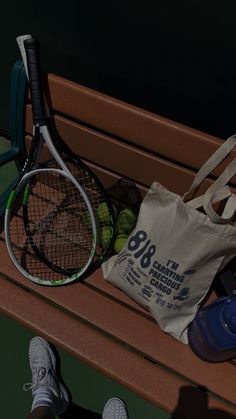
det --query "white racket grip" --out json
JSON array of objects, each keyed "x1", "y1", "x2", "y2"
[{"x1": 16, "y1": 34, "x2": 50, "y2": 118}]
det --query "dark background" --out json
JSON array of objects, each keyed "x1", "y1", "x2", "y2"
[{"x1": 1, "y1": 1, "x2": 236, "y2": 139}]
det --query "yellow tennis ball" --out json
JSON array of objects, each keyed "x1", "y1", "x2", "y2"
[
  {"x1": 116, "y1": 208, "x2": 137, "y2": 234},
  {"x1": 96, "y1": 202, "x2": 111, "y2": 224},
  {"x1": 114, "y1": 233, "x2": 129, "y2": 253},
  {"x1": 100, "y1": 226, "x2": 113, "y2": 248}
]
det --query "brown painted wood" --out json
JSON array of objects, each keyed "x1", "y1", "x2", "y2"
[
  {"x1": 1, "y1": 275, "x2": 235, "y2": 417},
  {"x1": 25, "y1": 107, "x2": 236, "y2": 196},
  {"x1": 24, "y1": 133, "x2": 148, "y2": 196},
  {"x1": 43, "y1": 73, "x2": 236, "y2": 177},
  {"x1": 2, "y1": 71, "x2": 236, "y2": 415},
  {"x1": 26, "y1": 104, "x2": 236, "y2": 191},
  {"x1": 0, "y1": 239, "x2": 236, "y2": 409}
]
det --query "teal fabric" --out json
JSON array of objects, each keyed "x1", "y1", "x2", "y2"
[{"x1": 0, "y1": 60, "x2": 27, "y2": 218}]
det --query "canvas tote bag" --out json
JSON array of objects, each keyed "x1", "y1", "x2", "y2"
[{"x1": 102, "y1": 135, "x2": 236, "y2": 343}]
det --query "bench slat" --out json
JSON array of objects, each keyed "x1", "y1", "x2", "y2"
[
  {"x1": 45, "y1": 73, "x2": 232, "y2": 176},
  {"x1": 1, "y1": 273, "x2": 235, "y2": 416},
  {"x1": 25, "y1": 107, "x2": 231, "y2": 195},
  {"x1": 0, "y1": 239, "x2": 235, "y2": 407}
]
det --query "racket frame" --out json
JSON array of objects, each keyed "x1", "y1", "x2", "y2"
[{"x1": 4, "y1": 167, "x2": 96, "y2": 285}]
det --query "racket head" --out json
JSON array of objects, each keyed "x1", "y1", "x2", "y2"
[{"x1": 4, "y1": 168, "x2": 96, "y2": 286}]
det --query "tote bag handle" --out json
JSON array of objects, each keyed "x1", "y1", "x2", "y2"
[
  {"x1": 203, "y1": 159, "x2": 236, "y2": 223},
  {"x1": 183, "y1": 135, "x2": 236, "y2": 224},
  {"x1": 183, "y1": 135, "x2": 236, "y2": 201}
]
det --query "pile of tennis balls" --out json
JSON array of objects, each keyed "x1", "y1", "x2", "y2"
[{"x1": 96, "y1": 202, "x2": 137, "y2": 254}]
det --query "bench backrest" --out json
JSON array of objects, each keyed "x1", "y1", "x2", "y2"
[{"x1": 24, "y1": 71, "x2": 236, "y2": 202}]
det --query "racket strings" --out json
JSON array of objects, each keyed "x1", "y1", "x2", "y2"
[
  {"x1": 65, "y1": 160, "x2": 114, "y2": 259},
  {"x1": 8, "y1": 170, "x2": 95, "y2": 281},
  {"x1": 46, "y1": 159, "x2": 113, "y2": 260}
]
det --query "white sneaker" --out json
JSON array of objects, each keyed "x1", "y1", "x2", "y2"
[
  {"x1": 102, "y1": 397, "x2": 128, "y2": 419},
  {"x1": 23, "y1": 336, "x2": 70, "y2": 416}
]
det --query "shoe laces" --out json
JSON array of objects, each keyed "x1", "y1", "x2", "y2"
[{"x1": 23, "y1": 367, "x2": 54, "y2": 392}]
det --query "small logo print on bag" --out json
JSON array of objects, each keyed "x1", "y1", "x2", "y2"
[
  {"x1": 141, "y1": 285, "x2": 154, "y2": 299},
  {"x1": 173, "y1": 287, "x2": 190, "y2": 301}
]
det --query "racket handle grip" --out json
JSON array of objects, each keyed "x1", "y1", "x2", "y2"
[{"x1": 24, "y1": 38, "x2": 47, "y2": 126}]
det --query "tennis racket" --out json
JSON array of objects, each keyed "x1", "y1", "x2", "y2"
[
  {"x1": 17, "y1": 35, "x2": 114, "y2": 269},
  {"x1": 4, "y1": 35, "x2": 114, "y2": 286}
]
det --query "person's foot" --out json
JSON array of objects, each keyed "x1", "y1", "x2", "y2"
[
  {"x1": 102, "y1": 397, "x2": 128, "y2": 419},
  {"x1": 23, "y1": 336, "x2": 70, "y2": 416}
]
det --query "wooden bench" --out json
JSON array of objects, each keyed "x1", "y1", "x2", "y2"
[{"x1": 0, "y1": 60, "x2": 236, "y2": 418}]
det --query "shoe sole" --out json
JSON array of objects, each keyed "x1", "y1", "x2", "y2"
[{"x1": 102, "y1": 397, "x2": 129, "y2": 419}]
